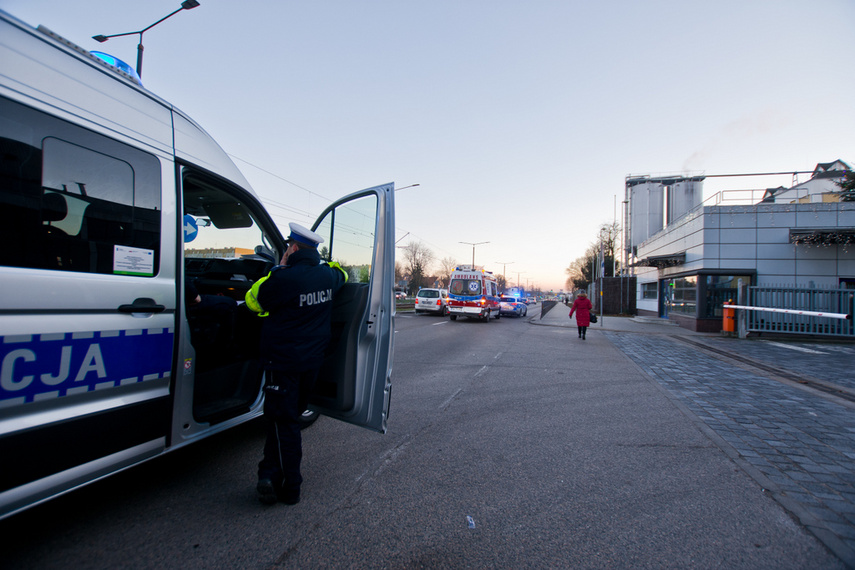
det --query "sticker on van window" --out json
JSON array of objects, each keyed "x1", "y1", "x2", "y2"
[{"x1": 113, "y1": 245, "x2": 154, "y2": 276}]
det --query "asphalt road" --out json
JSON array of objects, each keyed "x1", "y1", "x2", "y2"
[{"x1": 1, "y1": 306, "x2": 844, "y2": 569}]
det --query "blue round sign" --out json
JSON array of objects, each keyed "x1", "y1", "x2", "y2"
[{"x1": 183, "y1": 214, "x2": 198, "y2": 243}]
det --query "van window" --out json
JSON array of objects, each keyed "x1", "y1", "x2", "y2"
[
  {"x1": 417, "y1": 289, "x2": 439, "y2": 298},
  {"x1": 313, "y1": 193, "x2": 378, "y2": 283},
  {"x1": 450, "y1": 278, "x2": 481, "y2": 296},
  {"x1": 182, "y1": 175, "x2": 270, "y2": 260},
  {"x1": 0, "y1": 97, "x2": 161, "y2": 275}
]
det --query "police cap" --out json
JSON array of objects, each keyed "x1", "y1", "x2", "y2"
[{"x1": 288, "y1": 222, "x2": 324, "y2": 248}]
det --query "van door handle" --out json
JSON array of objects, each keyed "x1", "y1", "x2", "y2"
[{"x1": 118, "y1": 298, "x2": 166, "y2": 313}]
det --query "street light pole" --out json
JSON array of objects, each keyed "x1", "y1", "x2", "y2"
[
  {"x1": 495, "y1": 261, "x2": 513, "y2": 288},
  {"x1": 93, "y1": 0, "x2": 200, "y2": 79},
  {"x1": 394, "y1": 184, "x2": 420, "y2": 192},
  {"x1": 459, "y1": 241, "x2": 488, "y2": 269}
]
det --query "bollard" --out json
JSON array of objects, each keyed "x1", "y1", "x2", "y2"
[{"x1": 722, "y1": 300, "x2": 735, "y2": 333}]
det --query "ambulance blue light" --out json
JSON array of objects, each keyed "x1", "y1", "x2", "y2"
[{"x1": 90, "y1": 51, "x2": 142, "y2": 83}]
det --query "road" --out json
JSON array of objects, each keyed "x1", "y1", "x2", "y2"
[{"x1": 1, "y1": 306, "x2": 845, "y2": 569}]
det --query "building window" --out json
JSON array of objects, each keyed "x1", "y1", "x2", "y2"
[
  {"x1": 642, "y1": 282, "x2": 657, "y2": 299},
  {"x1": 704, "y1": 275, "x2": 752, "y2": 318},
  {"x1": 668, "y1": 276, "x2": 697, "y2": 316}
]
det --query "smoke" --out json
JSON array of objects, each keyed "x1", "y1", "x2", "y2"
[{"x1": 682, "y1": 109, "x2": 788, "y2": 171}]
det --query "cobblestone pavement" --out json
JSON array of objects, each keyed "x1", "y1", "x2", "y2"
[
  {"x1": 699, "y1": 336, "x2": 855, "y2": 391},
  {"x1": 605, "y1": 331, "x2": 855, "y2": 567}
]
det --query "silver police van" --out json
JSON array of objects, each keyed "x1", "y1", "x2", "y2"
[{"x1": 0, "y1": 10, "x2": 395, "y2": 519}]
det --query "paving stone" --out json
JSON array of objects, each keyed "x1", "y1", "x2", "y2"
[{"x1": 604, "y1": 331, "x2": 855, "y2": 563}]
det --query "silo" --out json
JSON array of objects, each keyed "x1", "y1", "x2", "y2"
[
  {"x1": 666, "y1": 177, "x2": 704, "y2": 223},
  {"x1": 629, "y1": 179, "x2": 664, "y2": 247}
]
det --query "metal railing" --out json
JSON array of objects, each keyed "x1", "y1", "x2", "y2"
[{"x1": 746, "y1": 285, "x2": 854, "y2": 337}]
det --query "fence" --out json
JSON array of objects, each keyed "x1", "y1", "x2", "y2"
[{"x1": 746, "y1": 285, "x2": 854, "y2": 337}]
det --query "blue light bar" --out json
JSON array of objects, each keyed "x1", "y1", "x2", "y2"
[{"x1": 90, "y1": 51, "x2": 142, "y2": 83}]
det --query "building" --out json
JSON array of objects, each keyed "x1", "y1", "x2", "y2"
[
  {"x1": 184, "y1": 247, "x2": 254, "y2": 259},
  {"x1": 626, "y1": 161, "x2": 854, "y2": 332}
]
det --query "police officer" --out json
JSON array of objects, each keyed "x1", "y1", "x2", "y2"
[{"x1": 246, "y1": 222, "x2": 348, "y2": 505}]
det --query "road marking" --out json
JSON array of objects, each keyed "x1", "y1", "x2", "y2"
[
  {"x1": 433, "y1": 321, "x2": 447, "y2": 326},
  {"x1": 474, "y1": 365, "x2": 489, "y2": 378},
  {"x1": 761, "y1": 341, "x2": 828, "y2": 355},
  {"x1": 440, "y1": 388, "x2": 462, "y2": 410}
]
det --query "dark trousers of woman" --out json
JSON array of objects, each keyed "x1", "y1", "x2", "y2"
[
  {"x1": 578, "y1": 326, "x2": 587, "y2": 339},
  {"x1": 258, "y1": 369, "x2": 319, "y2": 497}
]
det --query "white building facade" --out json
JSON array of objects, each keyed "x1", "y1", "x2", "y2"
[{"x1": 628, "y1": 162, "x2": 854, "y2": 332}]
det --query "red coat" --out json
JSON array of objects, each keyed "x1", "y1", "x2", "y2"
[{"x1": 569, "y1": 296, "x2": 593, "y2": 326}]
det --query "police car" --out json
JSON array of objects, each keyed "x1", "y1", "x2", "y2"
[{"x1": 0, "y1": 10, "x2": 395, "y2": 520}]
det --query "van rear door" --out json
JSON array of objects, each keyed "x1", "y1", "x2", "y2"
[{"x1": 309, "y1": 183, "x2": 395, "y2": 433}]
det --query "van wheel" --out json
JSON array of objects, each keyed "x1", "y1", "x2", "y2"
[
  {"x1": 441, "y1": 306, "x2": 448, "y2": 317},
  {"x1": 299, "y1": 409, "x2": 319, "y2": 429}
]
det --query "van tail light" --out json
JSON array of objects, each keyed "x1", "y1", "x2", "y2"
[
  {"x1": 436, "y1": 300, "x2": 441, "y2": 306},
  {"x1": 480, "y1": 296, "x2": 486, "y2": 305}
]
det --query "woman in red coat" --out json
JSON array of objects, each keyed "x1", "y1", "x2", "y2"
[{"x1": 569, "y1": 290, "x2": 593, "y2": 340}]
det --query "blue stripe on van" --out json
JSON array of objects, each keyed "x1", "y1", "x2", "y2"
[{"x1": 0, "y1": 329, "x2": 174, "y2": 404}]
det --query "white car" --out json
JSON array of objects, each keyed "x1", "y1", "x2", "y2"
[{"x1": 415, "y1": 288, "x2": 449, "y2": 315}]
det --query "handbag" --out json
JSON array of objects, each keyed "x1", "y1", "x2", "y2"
[{"x1": 589, "y1": 313, "x2": 597, "y2": 324}]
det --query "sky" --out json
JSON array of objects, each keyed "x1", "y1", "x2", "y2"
[{"x1": 3, "y1": 0, "x2": 854, "y2": 291}]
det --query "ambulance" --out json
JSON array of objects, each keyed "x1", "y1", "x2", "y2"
[
  {"x1": 0, "y1": 10, "x2": 395, "y2": 520},
  {"x1": 447, "y1": 266, "x2": 501, "y2": 321}
]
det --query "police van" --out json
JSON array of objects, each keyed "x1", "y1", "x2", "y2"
[
  {"x1": 0, "y1": 10, "x2": 395, "y2": 520},
  {"x1": 447, "y1": 266, "x2": 501, "y2": 321}
]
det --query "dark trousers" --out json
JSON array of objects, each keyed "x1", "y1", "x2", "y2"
[
  {"x1": 258, "y1": 369, "x2": 319, "y2": 492},
  {"x1": 578, "y1": 326, "x2": 588, "y2": 338}
]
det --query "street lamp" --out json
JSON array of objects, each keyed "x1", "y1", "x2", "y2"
[
  {"x1": 495, "y1": 261, "x2": 513, "y2": 287},
  {"x1": 460, "y1": 241, "x2": 489, "y2": 268},
  {"x1": 93, "y1": 0, "x2": 200, "y2": 79}
]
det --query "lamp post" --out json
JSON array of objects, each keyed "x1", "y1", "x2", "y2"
[
  {"x1": 93, "y1": 0, "x2": 200, "y2": 79},
  {"x1": 394, "y1": 184, "x2": 420, "y2": 192},
  {"x1": 495, "y1": 261, "x2": 513, "y2": 289},
  {"x1": 460, "y1": 241, "x2": 489, "y2": 269}
]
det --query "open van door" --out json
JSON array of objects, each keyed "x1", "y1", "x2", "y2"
[{"x1": 308, "y1": 183, "x2": 395, "y2": 433}]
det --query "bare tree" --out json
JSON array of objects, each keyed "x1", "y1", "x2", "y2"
[
  {"x1": 597, "y1": 221, "x2": 620, "y2": 275},
  {"x1": 437, "y1": 256, "x2": 458, "y2": 288},
  {"x1": 400, "y1": 240, "x2": 435, "y2": 294},
  {"x1": 496, "y1": 274, "x2": 507, "y2": 292}
]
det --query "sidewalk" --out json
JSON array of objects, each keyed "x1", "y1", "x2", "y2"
[
  {"x1": 531, "y1": 301, "x2": 705, "y2": 335},
  {"x1": 533, "y1": 302, "x2": 855, "y2": 566}
]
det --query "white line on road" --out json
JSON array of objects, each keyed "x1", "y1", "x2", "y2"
[
  {"x1": 474, "y1": 365, "x2": 489, "y2": 378},
  {"x1": 761, "y1": 340, "x2": 828, "y2": 355},
  {"x1": 440, "y1": 388, "x2": 463, "y2": 410}
]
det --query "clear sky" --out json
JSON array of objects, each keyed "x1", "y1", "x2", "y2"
[{"x1": 4, "y1": 0, "x2": 854, "y2": 291}]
